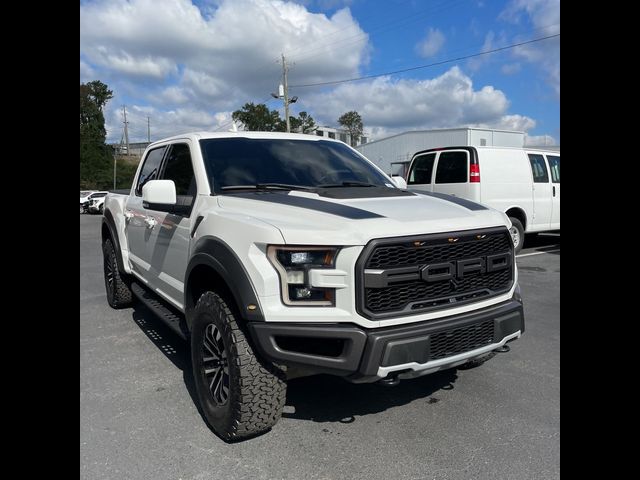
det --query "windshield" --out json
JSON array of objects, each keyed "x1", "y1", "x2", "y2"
[
  {"x1": 91, "y1": 192, "x2": 107, "y2": 198},
  {"x1": 199, "y1": 138, "x2": 391, "y2": 194}
]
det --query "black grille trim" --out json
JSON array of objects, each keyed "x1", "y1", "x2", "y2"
[
  {"x1": 355, "y1": 227, "x2": 514, "y2": 320},
  {"x1": 429, "y1": 320, "x2": 494, "y2": 360}
]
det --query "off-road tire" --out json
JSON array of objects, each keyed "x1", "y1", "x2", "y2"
[
  {"x1": 191, "y1": 291, "x2": 287, "y2": 441},
  {"x1": 103, "y1": 238, "x2": 133, "y2": 309}
]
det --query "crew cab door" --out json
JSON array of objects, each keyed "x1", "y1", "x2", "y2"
[
  {"x1": 125, "y1": 145, "x2": 168, "y2": 277},
  {"x1": 406, "y1": 152, "x2": 436, "y2": 192},
  {"x1": 142, "y1": 142, "x2": 198, "y2": 309},
  {"x1": 546, "y1": 154, "x2": 560, "y2": 229},
  {"x1": 527, "y1": 153, "x2": 553, "y2": 231}
]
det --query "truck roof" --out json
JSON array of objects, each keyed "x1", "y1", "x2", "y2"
[{"x1": 147, "y1": 131, "x2": 343, "y2": 148}]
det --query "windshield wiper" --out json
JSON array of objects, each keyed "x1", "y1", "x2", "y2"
[
  {"x1": 221, "y1": 183, "x2": 316, "y2": 192},
  {"x1": 316, "y1": 181, "x2": 379, "y2": 188}
]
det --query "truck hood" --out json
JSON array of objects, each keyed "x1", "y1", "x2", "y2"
[{"x1": 217, "y1": 190, "x2": 509, "y2": 245}]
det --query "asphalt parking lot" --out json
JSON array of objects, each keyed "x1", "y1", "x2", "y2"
[{"x1": 80, "y1": 214, "x2": 559, "y2": 480}]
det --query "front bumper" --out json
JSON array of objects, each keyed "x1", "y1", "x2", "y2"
[{"x1": 248, "y1": 297, "x2": 524, "y2": 383}]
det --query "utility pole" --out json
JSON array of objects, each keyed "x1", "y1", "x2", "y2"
[
  {"x1": 147, "y1": 116, "x2": 151, "y2": 143},
  {"x1": 281, "y1": 53, "x2": 290, "y2": 133},
  {"x1": 271, "y1": 54, "x2": 298, "y2": 132},
  {"x1": 123, "y1": 105, "x2": 130, "y2": 155}
]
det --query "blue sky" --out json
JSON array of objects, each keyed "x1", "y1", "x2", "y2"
[{"x1": 80, "y1": 0, "x2": 559, "y2": 145}]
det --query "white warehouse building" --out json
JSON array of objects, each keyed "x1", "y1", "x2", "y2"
[{"x1": 355, "y1": 127, "x2": 526, "y2": 176}]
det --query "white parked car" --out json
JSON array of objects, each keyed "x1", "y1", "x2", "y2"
[
  {"x1": 405, "y1": 146, "x2": 560, "y2": 252},
  {"x1": 87, "y1": 194, "x2": 108, "y2": 214},
  {"x1": 81, "y1": 191, "x2": 108, "y2": 213}
]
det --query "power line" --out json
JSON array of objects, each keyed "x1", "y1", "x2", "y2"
[{"x1": 289, "y1": 33, "x2": 560, "y2": 89}]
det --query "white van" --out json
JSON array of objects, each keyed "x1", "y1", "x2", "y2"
[{"x1": 405, "y1": 146, "x2": 560, "y2": 252}]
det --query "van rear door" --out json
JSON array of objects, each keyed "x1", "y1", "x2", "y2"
[
  {"x1": 432, "y1": 149, "x2": 477, "y2": 200},
  {"x1": 527, "y1": 153, "x2": 553, "y2": 231},
  {"x1": 546, "y1": 154, "x2": 560, "y2": 229},
  {"x1": 406, "y1": 151, "x2": 436, "y2": 192}
]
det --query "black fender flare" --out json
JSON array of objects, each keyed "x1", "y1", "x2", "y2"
[
  {"x1": 185, "y1": 237, "x2": 265, "y2": 328},
  {"x1": 102, "y1": 209, "x2": 126, "y2": 274}
]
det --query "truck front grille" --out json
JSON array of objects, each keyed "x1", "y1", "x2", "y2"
[{"x1": 356, "y1": 228, "x2": 514, "y2": 319}]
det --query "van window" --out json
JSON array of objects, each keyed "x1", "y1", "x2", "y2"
[
  {"x1": 528, "y1": 154, "x2": 549, "y2": 183},
  {"x1": 435, "y1": 151, "x2": 468, "y2": 184},
  {"x1": 547, "y1": 155, "x2": 560, "y2": 183},
  {"x1": 136, "y1": 146, "x2": 167, "y2": 196},
  {"x1": 408, "y1": 153, "x2": 436, "y2": 184}
]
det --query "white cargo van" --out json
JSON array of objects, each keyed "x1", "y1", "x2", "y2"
[{"x1": 405, "y1": 146, "x2": 560, "y2": 252}]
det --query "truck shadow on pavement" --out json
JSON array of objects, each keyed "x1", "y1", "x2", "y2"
[
  {"x1": 283, "y1": 371, "x2": 457, "y2": 424},
  {"x1": 129, "y1": 303, "x2": 460, "y2": 429}
]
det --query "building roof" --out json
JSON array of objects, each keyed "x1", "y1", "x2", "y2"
[{"x1": 360, "y1": 127, "x2": 525, "y2": 148}]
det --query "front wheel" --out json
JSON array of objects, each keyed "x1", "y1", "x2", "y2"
[
  {"x1": 508, "y1": 217, "x2": 525, "y2": 254},
  {"x1": 191, "y1": 292, "x2": 286, "y2": 441}
]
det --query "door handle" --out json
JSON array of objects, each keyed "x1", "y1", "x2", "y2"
[
  {"x1": 144, "y1": 216, "x2": 157, "y2": 229},
  {"x1": 553, "y1": 186, "x2": 556, "y2": 197}
]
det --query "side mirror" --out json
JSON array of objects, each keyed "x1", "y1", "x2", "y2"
[
  {"x1": 142, "y1": 180, "x2": 176, "y2": 211},
  {"x1": 390, "y1": 175, "x2": 407, "y2": 189}
]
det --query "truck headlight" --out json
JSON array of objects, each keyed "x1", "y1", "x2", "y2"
[{"x1": 267, "y1": 246, "x2": 338, "y2": 306}]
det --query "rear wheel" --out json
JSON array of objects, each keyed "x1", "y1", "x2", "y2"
[
  {"x1": 103, "y1": 238, "x2": 133, "y2": 309},
  {"x1": 191, "y1": 291, "x2": 286, "y2": 441},
  {"x1": 508, "y1": 217, "x2": 525, "y2": 254}
]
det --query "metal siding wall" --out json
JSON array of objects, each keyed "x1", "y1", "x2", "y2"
[
  {"x1": 357, "y1": 130, "x2": 467, "y2": 174},
  {"x1": 491, "y1": 131, "x2": 524, "y2": 147}
]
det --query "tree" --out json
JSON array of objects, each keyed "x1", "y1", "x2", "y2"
[
  {"x1": 296, "y1": 111, "x2": 317, "y2": 134},
  {"x1": 232, "y1": 103, "x2": 285, "y2": 131},
  {"x1": 80, "y1": 80, "x2": 114, "y2": 189},
  {"x1": 337, "y1": 111, "x2": 363, "y2": 147}
]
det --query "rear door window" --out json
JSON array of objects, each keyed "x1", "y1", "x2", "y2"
[
  {"x1": 408, "y1": 153, "x2": 436, "y2": 184},
  {"x1": 159, "y1": 143, "x2": 197, "y2": 214},
  {"x1": 435, "y1": 151, "x2": 468, "y2": 184},
  {"x1": 135, "y1": 146, "x2": 167, "y2": 196},
  {"x1": 528, "y1": 154, "x2": 550, "y2": 183},
  {"x1": 547, "y1": 155, "x2": 560, "y2": 183}
]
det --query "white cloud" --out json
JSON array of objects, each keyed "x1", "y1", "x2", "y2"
[
  {"x1": 81, "y1": 0, "x2": 371, "y2": 141},
  {"x1": 524, "y1": 134, "x2": 556, "y2": 146},
  {"x1": 500, "y1": 0, "x2": 560, "y2": 95},
  {"x1": 83, "y1": 0, "x2": 552, "y2": 144},
  {"x1": 501, "y1": 63, "x2": 521, "y2": 75},
  {"x1": 306, "y1": 66, "x2": 536, "y2": 139},
  {"x1": 105, "y1": 100, "x2": 234, "y2": 143},
  {"x1": 80, "y1": 60, "x2": 95, "y2": 82},
  {"x1": 415, "y1": 28, "x2": 445, "y2": 58}
]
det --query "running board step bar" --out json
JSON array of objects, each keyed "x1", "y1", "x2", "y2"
[{"x1": 131, "y1": 282, "x2": 189, "y2": 340}]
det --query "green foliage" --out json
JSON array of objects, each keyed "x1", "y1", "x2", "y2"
[
  {"x1": 232, "y1": 104, "x2": 318, "y2": 134},
  {"x1": 232, "y1": 103, "x2": 285, "y2": 131},
  {"x1": 337, "y1": 111, "x2": 363, "y2": 146},
  {"x1": 294, "y1": 111, "x2": 317, "y2": 134},
  {"x1": 80, "y1": 80, "x2": 114, "y2": 190},
  {"x1": 115, "y1": 158, "x2": 139, "y2": 190}
]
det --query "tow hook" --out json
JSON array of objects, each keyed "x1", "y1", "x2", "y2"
[
  {"x1": 494, "y1": 345, "x2": 511, "y2": 353},
  {"x1": 378, "y1": 375, "x2": 400, "y2": 387}
]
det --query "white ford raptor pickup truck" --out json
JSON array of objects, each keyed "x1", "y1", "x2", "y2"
[{"x1": 102, "y1": 131, "x2": 524, "y2": 441}]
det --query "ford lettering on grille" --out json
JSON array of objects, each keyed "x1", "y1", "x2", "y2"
[{"x1": 357, "y1": 228, "x2": 514, "y2": 319}]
